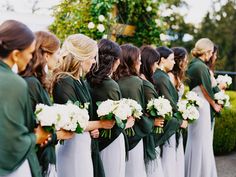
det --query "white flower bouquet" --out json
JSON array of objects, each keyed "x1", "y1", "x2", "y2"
[
  {"x1": 216, "y1": 74, "x2": 232, "y2": 88},
  {"x1": 121, "y1": 98, "x2": 143, "y2": 136},
  {"x1": 35, "y1": 101, "x2": 89, "y2": 134},
  {"x1": 175, "y1": 100, "x2": 199, "y2": 124},
  {"x1": 97, "y1": 98, "x2": 143, "y2": 137},
  {"x1": 146, "y1": 96, "x2": 172, "y2": 134},
  {"x1": 97, "y1": 99, "x2": 128, "y2": 138},
  {"x1": 214, "y1": 91, "x2": 230, "y2": 107},
  {"x1": 185, "y1": 91, "x2": 203, "y2": 107}
]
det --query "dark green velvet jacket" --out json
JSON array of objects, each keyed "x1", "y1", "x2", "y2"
[
  {"x1": 52, "y1": 75, "x2": 105, "y2": 177},
  {"x1": 117, "y1": 76, "x2": 153, "y2": 150},
  {"x1": 0, "y1": 61, "x2": 41, "y2": 177},
  {"x1": 152, "y1": 69, "x2": 182, "y2": 146},
  {"x1": 24, "y1": 76, "x2": 56, "y2": 177},
  {"x1": 88, "y1": 77, "x2": 129, "y2": 152}
]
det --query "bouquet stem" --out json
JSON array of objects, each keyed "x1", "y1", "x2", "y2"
[
  {"x1": 125, "y1": 127, "x2": 135, "y2": 137},
  {"x1": 101, "y1": 129, "x2": 112, "y2": 139},
  {"x1": 153, "y1": 127, "x2": 163, "y2": 134}
]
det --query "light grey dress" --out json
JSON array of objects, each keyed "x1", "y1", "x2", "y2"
[
  {"x1": 185, "y1": 86, "x2": 217, "y2": 177},
  {"x1": 161, "y1": 84, "x2": 185, "y2": 177},
  {"x1": 125, "y1": 139, "x2": 147, "y2": 177},
  {"x1": 146, "y1": 147, "x2": 164, "y2": 177},
  {"x1": 0, "y1": 160, "x2": 31, "y2": 177},
  {"x1": 47, "y1": 165, "x2": 57, "y2": 177},
  {"x1": 56, "y1": 132, "x2": 93, "y2": 177},
  {"x1": 100, "y1": 133, "x2": 126, "y2": 177}
]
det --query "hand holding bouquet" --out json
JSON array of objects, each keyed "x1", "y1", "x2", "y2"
[{"x1": 146, "y1": 96, "x2": 172, "y2": 134}]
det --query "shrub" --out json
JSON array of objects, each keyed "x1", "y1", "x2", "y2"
[{"x1": 213, "y1": 90, "x2": 236, "y2": 154}]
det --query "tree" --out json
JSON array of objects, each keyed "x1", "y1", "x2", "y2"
[
  {"x1": 197, "y1": 0, "x2": 236, "y2": 88},
  {"x1": 1, "y1": 0, "x2": 14, "y2": 12},
  {"x1": 50, "y1": 0, "x2": 189, "y2": 46}
]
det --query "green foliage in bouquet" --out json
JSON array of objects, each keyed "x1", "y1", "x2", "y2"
[{"x1": 49, "y1": 0, "x2": 167, "y2": 46}]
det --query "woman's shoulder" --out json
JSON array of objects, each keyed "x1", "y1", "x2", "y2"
[{"x1": 103, "y1": 78, "x2": 120, "y2": 89}]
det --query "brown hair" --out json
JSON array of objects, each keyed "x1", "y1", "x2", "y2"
[
  {"x1": 0, "y1": 20, "x2": 35, "y2": 59},
  {"x1": 20, "y1": 31, "x2": 60, "y2": 90},
  {"x1": 140, "y1": 45, "x2": 160, "y2": 84},
  {"x1": 171, "y1": 47, "x2": 188, "y2": 90},
  {"x1": 206, "y1": 45, "x2": 218, "y2": 71},
  {"x1": 113, "y1": 44, "x2": 140, "y2": 81}
]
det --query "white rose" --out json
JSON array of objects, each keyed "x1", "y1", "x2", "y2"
[
  {"x1": 98, "y1": 15, "x2": 105, "y2": 22},
  {"x1": 88, "y1": 22, "x2": 95, "y2": 29},
  {"x1": 97, "y1": 24, "x2": 105, "y2": 32},
  {"x1": 146, "y1": 6, "x2": 152, "y2": 12}
]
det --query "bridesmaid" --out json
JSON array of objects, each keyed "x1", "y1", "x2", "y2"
[
  {"x1": 87, "y1": 39, "x2": 132, "y2": 177},
  {"x1": 19, "y1": 31, "x2": 73, "y2": 177},
  {"x1": 206, "y1": 45, "x2": 226, "y2": 133},
  {"x1": 51, "y1": 34, "x2": 114, "y2": 177},
  {"x1": 169, "y1": 47, "x2": 189, "y2": 177},
  {"x1": 153, "y1": 46, "x2": 188, "y2": 177},
  {"x1": 0, "y1": 20, "x2": 49, "y2": 177},
  {"x1": 139, "y1": 45, "x2": 164, "y2": 177},
  {"x1": 113, "y1": 44, "x2": 153, "y2": 177},
  {"x1": 185, "y1": 38, "x2": 221, "y2": 177}
]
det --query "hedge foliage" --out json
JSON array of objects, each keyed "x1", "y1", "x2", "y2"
[{"x1": 213, "y1": 90, "x2": 236, "y2": 154}]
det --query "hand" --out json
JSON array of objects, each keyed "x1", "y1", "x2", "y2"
[
  {"x1": 180, "y1": 120, "x2": 188, "y2": 129},
  {"x1": 213, "y1": 103, "x2": 222, "y2": 113},
  {"x1": 90, "y1": 129, "x2": 99, "y2": 139},
  {"x1": 56, "y1": 129, "x2": 74, "y2": 140},
  {"x1": 218, "y1": 82, "x2": 227, "y2": 90},
  {"x1": 154, "y1": 117, "x2": 164, "y2": 127},
  {"x1": 34, "y1": 125, "x2": 51, "y2": 145},
  {"x1": 100, "y1": 120, "x2": 115, "y2": 129},
  {"x1": 125, "y1": 116, "x2": 135, "y2": 129}
]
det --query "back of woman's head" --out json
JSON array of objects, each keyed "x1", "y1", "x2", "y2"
[
  {"x1": 50, "y1": 34, "x2": 98, "y2": 92},
  {"x1": 171, "y1": 47, "x2": 188, "y2": 88},
  {"x1": 156, "y1": 46, "x2": 173, "y2": 63},
  {"x1": 0, "y1": 20, "x2": 35, "y2": 59},
  {"x1": 191, "y1": 38, "x2": 214, "y2": 57},
  {"x1": 20, "y1": 31, "x2": 60, "y2": 89},
  {"x1": 87, "y1": 39, "x2": 121, "y2": 87},
  {"x1": 113, "y1": 44, "x2": 140, "y2": 80},
  {"x1": 140, "y1": 45, "x2": 160, "y2": 83}
]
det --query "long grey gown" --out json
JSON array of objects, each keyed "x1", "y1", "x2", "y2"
[{"x1": 185, "y1": 86, "x2": 217, "y2": 177}]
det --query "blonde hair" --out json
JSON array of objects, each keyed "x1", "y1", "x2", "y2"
[
  {"x1": 50, "y1": 34, "x2": 98, "y2": 94},
  {"x1": 191, "y1": 38, "x2": 214, "y2": 57}
]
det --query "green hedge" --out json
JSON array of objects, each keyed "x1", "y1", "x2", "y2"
[{"x1": 213, "y1": 90, "x2": 236, "y2": 155}]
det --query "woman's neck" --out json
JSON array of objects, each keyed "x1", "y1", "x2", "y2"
[
  {"x1": 140, "y1": 73, "x2": 147, "y2": 80},
  {"x1": 198, "y1": 56, "x2": 206, "y2": 62}
]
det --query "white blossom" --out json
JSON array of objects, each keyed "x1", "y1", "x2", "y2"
[
  {"x1": 214, "y1": 91, "x2": 230, "y2": 107},
  {"x1": 97, "y1": 24, "x2": 105, "y2": 32},
  {"x1": 146, "y1": 6, "x2": 152, "y2": 12},
  {"x1": 88, "y1": 22, "x2": 95, "y2": 29},
  {"x1": 216, "y1": 74, "x2": 232, "y2": 87},
  {"x1": 147, "y1": 97, "x2": 172, "y2": 119},
  {"x1": 98, "y1": 15, "x2": 105, "y2": 22}
]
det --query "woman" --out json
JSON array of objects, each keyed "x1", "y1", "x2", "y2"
[
  {"x1": 0, "y1": 20, "x2": 49, "y2": 177},
  {"x1": 169, "y1": 47, "x2": 189, "y2": 177},
  {"x1": 51, "y1": 34, "x2": 114, "y2": 177},
  {"x1": 113, "y1": 44, "x2": 153, "y2": 177},
  {"x1": 19, "y1": 31, "x2": 74, "y2": 177},
  {"x1": 185, "y1": 38, "x2": 221, "y2": 177},
  {"x1": 153, "y1": 46, "x2": 188, "y2": 177},
  {"x1": 87, "y1": 39, "x2": 132, "y2": 177},
  {"x1": 206, "y1": 45, "x2": 226, "y2": 132},
  {"x1": 139, "y1": 45, "x2": 164, "y2": 177}
]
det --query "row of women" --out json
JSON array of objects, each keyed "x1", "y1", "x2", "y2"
[{"x1": 0, "y1": 20, "x2": 225, "y2": 177}]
